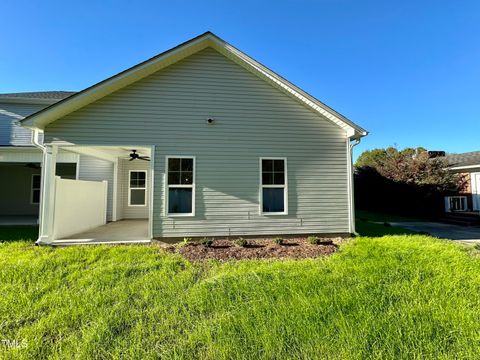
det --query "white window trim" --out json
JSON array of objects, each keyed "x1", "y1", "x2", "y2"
[
  {"x1": 259, "y1": 157, "x2": 288, "y2": 215},
  {"x1": 128, "y1": 170, "x2": 147, "y2": 207},
  {"x1": 31, "y1": 174, "x2": 41, "y2": 205},
  {"x1": 165, "y1": 156, "x2": 196, "y2": 217},
  {"x1": 445, "y1": 195, "x2": 468, "y2": 212}
]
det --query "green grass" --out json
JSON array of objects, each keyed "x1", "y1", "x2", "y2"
[
  {"x1": 356, "y1": 210, "x2": 422, "y2": 223},
  {"x1": 1, "y1": 234, "x2": 480, "y2": 359},
  {"x1": 355, "y1": 210, "x2": 421, "y2": 237},
  {"x1": 356, "y1": 219, "x2": 419, "y2": 237}
]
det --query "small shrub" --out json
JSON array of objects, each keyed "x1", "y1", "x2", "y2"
[
  {"x1": 307, "y1": 235, "x2": 320, "y2": 245},
  {"x1": 235, "y1": 237, "x2": 248, "y2": 247},
  {"x1": 274, "y1": 237, "x2": 284, "y2": 245},
  {"x1": 474, "y1": 243, "x2": 480, "y2": 251},
  {"x1": 200, "y1": 237, "x2": 213, "y2": 247},
  {"x1": 183, "y1": 237, "x2": 192, "y2": 244}
]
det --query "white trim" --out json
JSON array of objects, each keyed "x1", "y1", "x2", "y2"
[
  {"x1": 74, "y1": 154, "x2": 80, "y2": 180},
  {"x1": 128, "y1": 170, "x2": 147, "y2": 207},
  {"x1": 259, "y1": 157, "x2": 288, "y2": 216},
  {"x1": 445, "y1": 195, "x2": 468, "y2": 212},
  {"x1": 112, "y1": 160, "x2": 118, "y2": 221},
  {"x1": 472, "y1": 172, "x2": 480, "y2": 211},
  {"x1": 347, "y1": 138, "x2": 360, "y2": 233},
  {"x1": 165, "y1": 156, "x2": 196, "y2": 217},
  {"x1": 148, "y1": 145, "x2": 155, "y2": 239},
  {"x1": 31, "y1": 174, "x2": 41, "y2": 204}
]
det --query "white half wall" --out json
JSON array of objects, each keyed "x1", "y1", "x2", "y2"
[{"x1": 52, "y1": 177, "x2": 108, "y2": 239}]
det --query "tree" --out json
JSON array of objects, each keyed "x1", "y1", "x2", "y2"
[
  {"x1": 355, "y1": 147, "x2": 458, "y2": 191},
  {"x1": 354, "y1": 147, "x2": 461, "y2": 217}
]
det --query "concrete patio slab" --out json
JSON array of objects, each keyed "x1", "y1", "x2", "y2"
[
  {"x1": 390, "y1": 221, "x2": 480, "y2": 243},
  {"x1": 52, "y1": 219, "x2": 150, "y2": 246}
]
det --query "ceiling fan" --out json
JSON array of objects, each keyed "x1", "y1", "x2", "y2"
[{"x1": 128, "y1": 149, "x2": 150, "y2": 161}]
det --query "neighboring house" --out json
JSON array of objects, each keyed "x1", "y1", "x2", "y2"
[
  {"x1": 20, "y1": 32, "x2": 368, "y2": 245},
  {"x1": 0, "y1": 92, "x2": 77, "y2": 222},
  {"x1": 0, "y1": 92, "x2": 118, "y2": 224},
  {"x1": 443, "y1": 151, "x2": 480, "y2": 213}
]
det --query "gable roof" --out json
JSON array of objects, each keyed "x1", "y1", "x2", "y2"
[
  {"x1": 445, "y1": 151, "x2": 480, "y2": 170},
  {"x1": 0, "y1": 91, "x2": 76, "y2": 100},
  {"x1": 21, "y1": 32, "x2": 367, "y2": 139},
  {"x1": 0, "y1": 91, "x2": 76, "y2": 105}
]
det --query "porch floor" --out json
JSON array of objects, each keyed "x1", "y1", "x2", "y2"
[{"x1": 52, "y1": 219, "x2": 150, "y2": 246}]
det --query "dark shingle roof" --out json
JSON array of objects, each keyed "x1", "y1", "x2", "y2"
[
  {"x1": 445, "y1": 151, "x2": 480, "y2": 168},
  {"x1": 0, "y1": 91, "x2": 76, "y2": 100}
]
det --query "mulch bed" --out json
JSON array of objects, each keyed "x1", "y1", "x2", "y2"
[{"x1": 169, "y1": 237, "x2": 340, "y2": 261}]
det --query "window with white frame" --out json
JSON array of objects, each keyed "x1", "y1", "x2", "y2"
[
  {"x1": 446, "y1": 196, "x2": 467, "y2": 212},
  {"x1": 31, "y1": 174, "x2": 41, "y2": 204},
  {"x1": 128, "y1": 171, "x2": 147, "y2": 206},
  {"x1": 166, "y1": 157, "x2": 195, "y2": 215},
  {"x1": 260, "y1": 158, "x2": 287, "y2": 214}
]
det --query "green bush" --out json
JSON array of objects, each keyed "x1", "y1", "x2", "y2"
[
  {"x1": 200, "y1": 237, "x2": 213, "y2": 247},
  {"x1": 274, "y1": 237, "x2": 284, "y2": 245},
  {"x1": 235, "y1": 237, "x2": 248, "y2": 247},
  {"x1": 307, "y1": 235, "x2": 320, "y2": 245}
]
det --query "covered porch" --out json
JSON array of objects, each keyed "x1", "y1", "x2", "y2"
[{"x1": 38, "y1": 145, "x2": 154, "y2": 245}]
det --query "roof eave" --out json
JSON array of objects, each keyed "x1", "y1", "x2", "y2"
[{"x1": 0, "y1": 97, "x2": 60, "y2": 105}]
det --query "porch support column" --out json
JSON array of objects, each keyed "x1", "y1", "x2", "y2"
[{"x1": 36, "y1": 145, "x2": 57, "y2": 245}]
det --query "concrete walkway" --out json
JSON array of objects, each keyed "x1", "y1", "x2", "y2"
[
  {"x1": 391, "y1": 221, "x2": 480, "y2": 243},
  {"x1": 52, "y1": 219, "x2": 150, "y2": 246}
]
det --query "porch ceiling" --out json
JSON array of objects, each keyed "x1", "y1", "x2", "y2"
[{"x1": 61, "y1": 146, "x2": 151, "y2": 162}]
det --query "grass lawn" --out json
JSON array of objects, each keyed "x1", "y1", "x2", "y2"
[
  {"x1": 1, "y1": 227, "x2": 480, "y2": 359},
  {"x1": 355, "y1": 210, "x2": 421, "y2": 237}
]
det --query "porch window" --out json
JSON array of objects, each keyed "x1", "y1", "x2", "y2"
[
  {"x1": 128, "y1": 171, "x2": 147, "y2": 206},
  {"x1": 31, "y1": 174, "x2": 41, "y2": 204},
  {"x1": 166, "y1": 157, "x2": 195, "y2": 216},
  {"x1": 260, "y1": 158, "x2": 287, "y2": 215}
]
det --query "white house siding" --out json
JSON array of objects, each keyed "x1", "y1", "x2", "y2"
[
  {"x1": 0, "y1": 102, "x2": 47, "y2": 146},
  {"x1": 44, "y1": 47, "x2": 350, "y2": 237},
  {"x1": 117, "y1": 158, "x2": 150, "y2": 219},
  {"x1": 77, "y1": 155, "x2": 114, "y2": 221}
]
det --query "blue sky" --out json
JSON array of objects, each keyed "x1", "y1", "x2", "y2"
[{"x1": 1, "y1": 0, "x2": 479, "y2": 158}]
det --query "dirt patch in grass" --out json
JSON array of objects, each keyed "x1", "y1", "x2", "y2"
[{"x1": 172, "y1": 238, "x2": 340, "y2": 261}]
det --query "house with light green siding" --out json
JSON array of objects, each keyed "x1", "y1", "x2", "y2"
[{"x1": 20, "y1": 32, "x2": 367, "y2": 245}]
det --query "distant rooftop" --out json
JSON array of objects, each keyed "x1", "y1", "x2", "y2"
[
  {"x1": 445, "y1": 151, "x2": 480, "y2": 168},
  {"x1": 0, "y1": 91, "x2": 76, "y2": 100}
]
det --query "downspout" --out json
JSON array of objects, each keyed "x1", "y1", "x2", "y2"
[
  {"x1": 348, "y1": 137, "x2": 361, "y2": 235},
  {"x1": 31, "y1": 129, "x2": 46, "y2": 245}
]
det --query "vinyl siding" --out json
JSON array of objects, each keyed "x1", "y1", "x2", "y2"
[
  {"x1": 45, "y1": 47, "x2": 351, "y2": 237},
  {"x1": 77, "y1": 155, "x2": 114, "y2": 221},
  {"x1": 0, "y1": 102, "x2": 47, "y2": 146}
]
